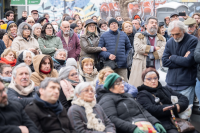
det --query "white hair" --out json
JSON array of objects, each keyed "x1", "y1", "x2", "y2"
[
  {"x1": 12, "y1": 63, "x2": 32, "y2": 78},
  {"x1": 61, "y1": 21, "x2": 70, "y2": 28},
  {"x1": 54, "y1": 49, "x2": 68, "y2": 59},
  {"x1": 168, "y1": 20, "x2": 188, "y2": 34},
  {"x1": 59, "y1": 66, "x2": 76, "y2": 80},
  {"x1": 73, "y1": 82, "x2": 95, "y2": 100},
  {"x1": 22, "y1": 50, "x2": 35, "y2": 61}
]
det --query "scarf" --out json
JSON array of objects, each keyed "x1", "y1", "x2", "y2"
[
  {"x1": 8, "y1": 80, "x2": 35, "y2": 96},
  {"x1": 55, "y1": 58, "x2": 65, "y2": 65},
  {"x1": 40, "y1": 68, "x2": 51, "y2": 74},
  {"x1": 0, "y1": 58, "x2": 16, "y2": 67},
  {"x1": 60, "y1": 79, "x2": 75, "y2": 101},
  {"x1": 10, "y1": 33, "x2": 17, "y2": 38},
  {"x1": 87, "y1": 31, "x2": 96, "y2": 38},
  {"x1": 35, "y1": 93, "x2": 63, "y2": 115},
  {"x1": 72, "y1": 98, "x2": 106, "y2": 131}
]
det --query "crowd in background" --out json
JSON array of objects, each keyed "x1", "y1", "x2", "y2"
[{"x1": 0, "y1": 9, "x2": 200, "y2": 133}]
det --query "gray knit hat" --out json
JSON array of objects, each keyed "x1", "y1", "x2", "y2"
[{"x1": 66, "y1": 58, "x2": 77, "y2": 68}]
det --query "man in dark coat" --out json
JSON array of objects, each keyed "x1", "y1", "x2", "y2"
[
  {"x1": 16, "y1": 11, "x2": 27, "y2": 26},
  {"x1": 162, "y1": 20, "x2": 198, "y2": 105},
  {"x1": 0, "y1": 78, "x2": 39, "y2": 133},
  {"x1": 98, "y1": 18, "x2": 132, "y2": 82},
  {"x1": 25, "y1": 78, "x2": 76, "y2": 133}
]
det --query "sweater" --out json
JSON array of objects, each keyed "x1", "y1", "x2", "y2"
[
  {"x1": 162, "y1": 33, "x2": 198, "y2": 89},
  {"x1": 98, "y1": 29, "x2": 132, "y2": 68}
]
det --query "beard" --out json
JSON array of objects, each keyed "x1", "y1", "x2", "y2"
[
  {"x1": 174, "y1": 34, "x2": 184, "y2": 42},
  {"x1": 149, "y1": 26, "x2": 157, "y2": 34},
  {"x1": 64, "y1": 31, "x2": 69, "y2": 35},
  {"x1": 0, "y1": 100, "x2": 8, "y2": 107}
]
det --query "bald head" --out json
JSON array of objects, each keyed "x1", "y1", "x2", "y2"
[{"x1": 61, "y1": 21, "x2": 70, "y2": 35}]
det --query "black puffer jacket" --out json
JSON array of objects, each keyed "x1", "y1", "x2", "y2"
[
  {"x1": 97, "y1": 88, "x2": 160, "y2": 133},
  {"x1": 0, "y1": 100, "x2": 39, "y2": 133},
  {"x1": 137, "y1": 82, "x2": 189, "y2": 130}
]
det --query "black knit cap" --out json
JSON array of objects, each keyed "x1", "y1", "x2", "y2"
[{"x1": 108, "y1": 18, "x2": 119, "y2": 27}]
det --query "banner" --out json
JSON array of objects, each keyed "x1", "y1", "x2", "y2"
[{"x1": 11, "y1": 0, "x2": 41, "y2": 5}]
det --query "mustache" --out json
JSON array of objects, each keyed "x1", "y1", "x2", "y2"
[{"x1": 21, "y1": 78, "x2": 28, "y2": 81}]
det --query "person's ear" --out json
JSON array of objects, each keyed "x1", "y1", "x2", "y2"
[{"x1": 39, "y1": 88, "x2": 44, "y2": 95}]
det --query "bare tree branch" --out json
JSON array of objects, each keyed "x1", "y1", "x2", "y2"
[{"x1": 124, "y1": 0, "x2": 136, "y2": 5}]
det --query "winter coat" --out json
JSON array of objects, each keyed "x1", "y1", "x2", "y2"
[
  {"x1": 11, "y1": 22, "x2": 41, "y2": 57},
  {"x1": 137, "y1": 82, "x2": 189, "y2": 130},
  {"x1": 68, "y1": 104, "x2": 116, "y2": 133},
  {"x1": 0, "y1": 57, "x2": 16, "y2": 67},
  {"x1": 80, "y1": 33, "x2": 102, "y2": 62},
  {"x1": 99, "y1": 28, "x2": 109, "y2": 37},
  {"x1": 16, "y1": 17, "x2": 27, "y2": 26},
  {"x1": 162, "y1": 33, "x2": 198, "y2": 87},
  {"x1": 56, "y1": 29, "x2": 81, "y2": 60},
  {"x1": 30, "y1": 54, "x2": 58, "y2": 86},
  {"x1": 59, "y1": 87, "x2": 74, "y2": 111},
  {"x1": 98, "y1": 29, "x2": 132, "y2": 68},
  {"x1": 2, "y1": 21, "x2": 16, "y2": 48},
  {"x1": 25, "y1": 99, "x2": 76, "y2": 133},
  {"x1": 0, "y1": 40, "x2": 6, "y2": 56},
  {"x1": 128, "y1": 33, "x2": 166, "y2": 87},
  {"x1": 0, "y1": 100, "x2": 39, "y2": 133},
  {"x1": 15, "y1": 51, "x2": 35, "y2": 72},
  {"x1": 38, "y1": 35, "x2": 63, "y2": 57},
  {"x1": 96, "y1": 79, "x2": 138, "y2": 98},
  {"x1": 194, "y1": 40, "x2": 200, "y2": 81},
  {"x1": 97, "y1": 89, "x2": 160, "y2": 133},
  {"x1": 52, "y1": 57, "x2": 66, "y2": 72},
  {"x1": 127, "y1": 27, "x2": 137, "y2": 48}
]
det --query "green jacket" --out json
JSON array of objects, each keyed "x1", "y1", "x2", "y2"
[{"x1": 38, "y1": 35, "x2": 63, "y2": 57}]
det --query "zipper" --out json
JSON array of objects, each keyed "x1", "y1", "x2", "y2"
[{"x1": 123, "y1": 102, "x2": 130, "y2": 117}]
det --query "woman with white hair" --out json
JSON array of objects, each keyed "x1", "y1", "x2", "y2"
[
  {"x1": 11, "y1": 22, "x2": 41, "y2": 57},
  {"x1": 32, "y1": 23, "x2": 42, "y2": 40},
  {"x1": 58, "y1": 66, "x2": 81, "y2": 111},
  {"x1": 52, "y1": 49, "x2": 68, "y2": 71},
  {"x1": 15, "y1": 50, "x2": 35, "y2": 72},
  {"x1": 67, "y1": 82, "x2": 116, "y2": 133}
]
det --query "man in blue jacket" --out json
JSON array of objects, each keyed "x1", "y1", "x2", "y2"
[
  {"x1": 162, "y1": 20, "x2": 198, "y2": 105},
  {"x1": 98, "y1": 18, "x2": 132, "y2": 82}
]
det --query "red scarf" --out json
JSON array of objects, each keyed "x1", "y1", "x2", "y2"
[
  {"x1": 40, "y1": 68, "x2": 51, "y2": 74},
  {"x1": 0, "y1": 58, "x2": 16, "y2": 67}
]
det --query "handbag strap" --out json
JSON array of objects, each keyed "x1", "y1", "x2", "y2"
[
  {"x1": 114, "y1": 31, "x2": 120, "y2": 56},
  {"x1": 170, "y1": 110, "x2": 181, "y2": 132}
]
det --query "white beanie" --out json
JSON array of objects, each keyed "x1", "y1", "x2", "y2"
[{"x1": 66, "y1": 58, "x2": 77, "y2": 68}]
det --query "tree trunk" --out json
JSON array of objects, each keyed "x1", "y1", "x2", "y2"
[{"x1": 119, "y1": 0, "x2": 129, "y2": 18}]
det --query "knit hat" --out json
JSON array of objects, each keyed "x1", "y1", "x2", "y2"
[
  {"x1": 70, "y1": 23, "x2": 79, "y2": 29},
  {"x1": 141, "y1": 67, "x2": 159, "y2": 82},
  {"x1": 108, "y1": 18, "x2": 119, "y2": 27},
  {"x1": 66, "y1": 58, "x2": 77, "y2": 68},
  {"x1": 104, "y1": 73, "x2": 120, "y2": 90}
]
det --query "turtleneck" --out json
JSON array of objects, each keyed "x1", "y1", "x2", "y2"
[
  {"x1": 55, "y1": 58, "x2": 65, "y2": 65},
  {"x1": 40, "y1": 68, "x2": 51, "y2": 74},
  {"x1": 109, "y1": 29, "x2": 118, "y2": 35}
]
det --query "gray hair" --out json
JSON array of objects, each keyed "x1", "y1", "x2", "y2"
[
  {"x1": 54, "y1": 49, "x2": 68, "y2": 59},
  {"x1": 43, "y1": 13, "x2": 49, "y2": 17},
  {"x1": 168, "y1": 20, "x2": 188, "y2": 34},
  {"x1": 73, "y1": 82, "x2": 95, "y2": 100},
  {"x1": 32, "y1": 23, "x2": 42, "y2": 32},
  {"x1": 39, "y1": 77, "x2": 60, "y2": 89},
  {"x1": 132, "y1": 19, "x2": 141, "y2": 25},
  {"x1": 22, "y1": 50, "x2": 35, "y2": 61},
  {"x1": 145, "y1": 16, "x2": 158, "y2": 25},
  {"x1": 12, "y1": 63, "x2": 32, "y2": 78},
  {"x1": 17, "y1": 22, "x2": 33, "y2": 36},
  {"x1": 59, "y1": 66, "x2": 76, "y2": 80}
]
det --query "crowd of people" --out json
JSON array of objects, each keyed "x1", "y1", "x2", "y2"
[{"x1": 0, "y1": 9, "x2": 200, "y2": 133}]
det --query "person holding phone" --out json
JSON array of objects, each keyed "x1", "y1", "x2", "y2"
[{"x1": 137, "y1": 68, "x2": 199, "y2": 133}]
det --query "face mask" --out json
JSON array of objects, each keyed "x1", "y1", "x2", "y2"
[{"x1": 53, "y1": 25, "x2": 58, "y2": 32}]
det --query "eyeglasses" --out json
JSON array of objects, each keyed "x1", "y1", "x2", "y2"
[
  {"x1": 110, "y1": 23, "x2": 118, "y2": 26},
  {"x1": 145, "y1": 77, "x2": 158, "y2": 82},
  {"x1": 46, "y1": 27, "x2": 53, "y2": 30},
  {"x1": 23, "y1": 28, "x2": 31, "y2": 31},
  {"x1": 0, "y1": 88, "x2": 7, "y2": 97},
  {"x1": 4, "y1": 71, "x2": 12, "y2": 76},
  {"x1": 189, "y1": 25, "x2": 195, "y2": 28},
  {"x1": 69, "y1": 72, "x2": 78, "y2": 77},
  {"x1": 88, "y1": 25, "x2": 96, "y2": 28},
  {"x1": 81, "y1": 89, "x2": 96, "y2": 94},
  {"x1": 28, "y1": 21, "x2": 35, "y2": 23},
  {"x1": 114, "y1": 81, "x2": 125, "y2": 86}
]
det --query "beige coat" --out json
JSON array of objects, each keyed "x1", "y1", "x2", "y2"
[
  {"x1": 128, "y1": 33, "x2": 166, "y2": 87},
  {"x1": 2, "y1": 34, "x2": 14, "y2": 48},
  {"x1": 11, "y1": 36, "x2": 41, "y2": 57}
]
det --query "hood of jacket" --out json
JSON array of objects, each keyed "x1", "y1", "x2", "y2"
[
  {"x1": 17, "y1": 22, "x2": 33, "y2": 37},
  {"x1": 60, "y1": 28, "x2": 74, "y2": 38},
  {"x1": 37, "y1": 17, "x2": 46, "y2": 23},
  {"x1": 33, "y1": 54, "x2": 54, "y2": 74},
  {"x1": 6, "y1": 21, "x2": 15, "y2": 32}
]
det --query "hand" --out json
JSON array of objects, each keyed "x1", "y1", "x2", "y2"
[
  {"x1": 176, "y1": 104, "x2": 180, "y2": 113},
  {"x1": 155, "y1": 47, "x2": 160, "y2": 51},
  {"x1": 109, "y1": 54, "x2": 116, "y2": 60},
  {"x1": 143, "y1": 53, "x2": 148, "y2": 56},
  {"x1": 29, "y1": 48, "x2": 37, "y2": 54},
  {"x1": 163, "y1": 105, "x2": 174, "y2": 112},
  {"x1": 101, "y1": 47, "x2": 107, "y2": 51},
  {"x1": 55, "y1": 48, "x2": 58, "y2": 51},
  {"x1": 184, "y1": 51, "x2": 190, "y2": 57},
  {"x1": 133, "y1": 127, "x2": 145, "y2": 133},
  {"x1": 154, "y1": 123, "x2": 166, "y2": 133},
  {"x1": 19, "y1": 126, "x2": 29, "y2": 133}
]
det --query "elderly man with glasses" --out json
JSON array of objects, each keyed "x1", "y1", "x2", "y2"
[
  {"x1": 184, "y1": 17, "x2": 198, "y2": 38},
  {"x1": 0, "y1": 77, "x2": 39, "y2": 133}
]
